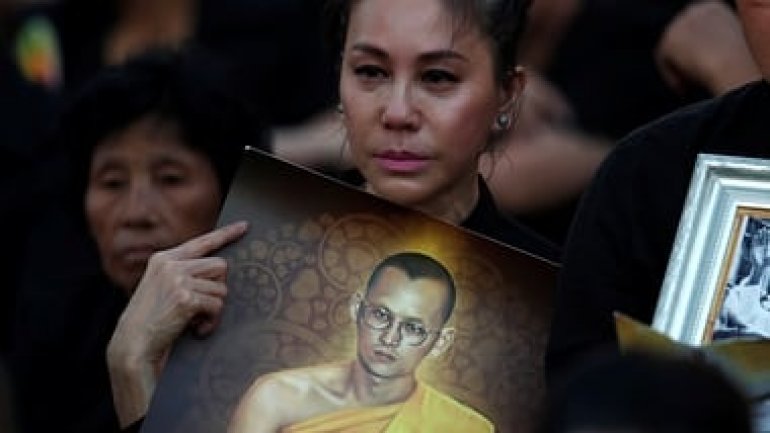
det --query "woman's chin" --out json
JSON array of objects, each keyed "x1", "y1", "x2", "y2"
[{"x1": 367, "y1": 180, "x2": 434, "y2": 211}]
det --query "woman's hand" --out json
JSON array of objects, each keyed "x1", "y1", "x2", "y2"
[{"x1": 107, "y1": 221, "x2": 248, "y2": 427}]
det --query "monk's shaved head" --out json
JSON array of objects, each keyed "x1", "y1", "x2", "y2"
[{"x1": 365, "y1": 252, "x2": 456, "y2": 323}]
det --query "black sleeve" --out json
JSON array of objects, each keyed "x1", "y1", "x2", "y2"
[{"x1": 544, "y1": 122, "x2": 696, "y2": 388}]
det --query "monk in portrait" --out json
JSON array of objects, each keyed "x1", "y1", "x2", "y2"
[{"x1": 228, "y1": 252, "x2": 493, "y2": 432}]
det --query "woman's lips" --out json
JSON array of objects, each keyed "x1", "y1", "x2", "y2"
[
  {"x1": 374, "y1": 150, "x2": 430, "y2": 173},
  {"x1": 116, "y1": 245, "x2": 160, "y2": 266}
]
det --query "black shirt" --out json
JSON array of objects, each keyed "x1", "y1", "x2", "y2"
[
  {"x1": 336, "y1": 169, "x2": 561, "y2": 264},
  {"x1": 545, "y1": 80, "x2": 770, "y2": 385},
  {"x1": 10, "y1": 207, "x2": 127, "y2": 433},
  {"x1": 462, "y1": 178, "x2": 561, "y2": 264}
]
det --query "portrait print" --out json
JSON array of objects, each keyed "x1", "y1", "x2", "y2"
[
  {"x1": 140, "y1": 149, "x2": 557, "y2": 433},
  {"x1": 228, "y1": 251, "x2": 495, "y2": 432},
  {"x1": 712, "y1": 213, "x2": 770, "y2": 340}
]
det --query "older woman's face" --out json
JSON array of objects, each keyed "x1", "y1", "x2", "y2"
[
  {"x1": 85, "y1": 116, "x2": 222, "y2": 293},
  {"x1": 339, "y1": 0, "x2": 512, "y2": 214}
]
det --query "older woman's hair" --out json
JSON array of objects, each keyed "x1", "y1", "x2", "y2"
[
  {"x1": 59, "y1": 47, "x2": 269, "y2": 203},
  {"x1": 0, "y1": 357, "x2": 15, "y2": 433}
]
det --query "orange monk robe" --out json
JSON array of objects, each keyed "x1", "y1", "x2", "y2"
[{"x1": 281, "y1": 382, "x2": 494, "y2": 432}]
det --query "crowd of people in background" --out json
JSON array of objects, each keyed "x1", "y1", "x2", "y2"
[{"x1": 0, "y1": 0, "x2": 767, "y2": 432}]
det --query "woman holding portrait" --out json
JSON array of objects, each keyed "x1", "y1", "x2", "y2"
[{"x1": 107, "y1": 0, "x2": 558, "y2": 430}]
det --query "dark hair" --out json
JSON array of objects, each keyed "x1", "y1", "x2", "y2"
[
  {"x1": 365, "y1": 252, "x2": 456, "y2": 322},
  {"x1": 541, "y1": 352, "x2": 753, "y2": 433},
  {"x1": 0, "y1": 357, "x2": 15, "y2": 433},
  {"x1": 59, "y1": 47, "x2": 269, "y2": 205},
  {"x1": 324, "y1": 0, "x2": 532, "y2": 81}
]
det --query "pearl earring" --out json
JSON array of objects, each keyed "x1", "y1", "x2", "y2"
[{"x1": 496, "y1": 113, "x2": 511, "y2": 130}]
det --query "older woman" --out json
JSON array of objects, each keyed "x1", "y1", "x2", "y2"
[{"x1": 10, "y1": 48, "x2": 266, "y2": 433}]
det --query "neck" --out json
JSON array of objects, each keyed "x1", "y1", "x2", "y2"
[
  {"x1": 349, "y1": 360, "x2": 416, "y2": 406},
  {"x1": 366, "y1": 172, "x2": 480, "y2": 225}
]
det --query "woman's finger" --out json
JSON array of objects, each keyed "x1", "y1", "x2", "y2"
[
  {"x1": 162, "y1": 221, "x2": 248, "y2": 261},
  {"x1": 179, "y1": 256, "x2": 229, "y2": 281},
  {"x1": 187, "y1": 277, "x2": 228, "y2": 298}
]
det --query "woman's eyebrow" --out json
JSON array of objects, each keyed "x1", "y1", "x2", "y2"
[
  {"x1": 418, "y1": 49, "x2": 468, "y2": 64},
  {"x1": 90, "y1": 157, "x2": 124, "y2": 174},
  {"x1": 350, "y1": 44, "x2": 468, "y2": 64},
  {"x1": 349, "y1": 43, "x2": 389, "y2": 60}
]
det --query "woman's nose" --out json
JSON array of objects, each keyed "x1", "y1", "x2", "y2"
[
  {"x1": 119, "y1": 180, "x2": 160, "y2": 228},
  {"x1": 381, "y1": 82, "x2": 419, "y2": 131}
]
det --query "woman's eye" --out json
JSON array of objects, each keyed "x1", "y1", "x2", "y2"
[
  {"x1": 421, "y1": 69, "x2": 458, "y2": 88},
  {"x1": 96, "y1": 175, "x2": 126, "y2": 191},
  {"x1": 353, "y1": 65, "x2": 388, "y2": 81},
  {"x1": 158, "y1": 172, "x2": 186, "y2": 186}
]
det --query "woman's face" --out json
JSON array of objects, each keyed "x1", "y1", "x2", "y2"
[
  {"x1": 339, "y1": 0, "x2": 516, "y2": 219},
  {"x1": 85, "y1": 116, "x2": 222, "y2": 293}
]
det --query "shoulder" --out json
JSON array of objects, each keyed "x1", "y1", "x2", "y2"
[
  {"x1": 230, "y1": 362, "x2": 349, "y2": 431},
  {"x1": 246, "y1": 362, "x2": 346, "y2": 400},
  {"x1": 580, "y1": 80, "x2": 770, "y2": 227},
  {"x1": 229, "y1": 367, "x2": 316, "y2": 431},
  {"x1": 231, "y1": 364, "x2": 345, "y2": 415},
  {"x1": 418, "y1": 384, "x2": 494, "y2": 432},
  {"x1": 229, "y1": 371, "x2": 298, "y2": 431},
  {"x1": 464, "y1": 178, "x2": 561, "y2": 264},
  {"x1": 605, "y1": 80, "x2": 770, "y2": 170}
]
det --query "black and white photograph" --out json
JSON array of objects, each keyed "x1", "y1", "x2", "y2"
[{"x1": 713, "y1": 215, "x2": 770, "y2": 340}]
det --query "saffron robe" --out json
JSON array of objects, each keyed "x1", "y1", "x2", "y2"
[{"x1": 281, "y1": 383, "x2": 494, "y2": 432}]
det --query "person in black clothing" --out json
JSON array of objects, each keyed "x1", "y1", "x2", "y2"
[
  {"x1": 107, "y1": 0, "x2": 559, "y2": 429},
  {"x1": 546, "y1": 0, "x2": 770, "y2": 386},
  {"x1": 0, "y1": 357, "x2": 16, "y2": 433},
  {"x1": 10, "y1": 48, "x2": 267, "y2": 433},
  {"x1": 540, "y1": 352, "x2": 752, "y2": 433}
]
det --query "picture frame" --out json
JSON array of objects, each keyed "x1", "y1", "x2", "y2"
[
  {"x1": 141, "y1": 147, "x2": 557, "y2": 433},
  {"x1": 652, "y1": 153, "x2": 770, "y2": 345}
]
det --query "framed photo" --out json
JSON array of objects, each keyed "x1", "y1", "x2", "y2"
[{"x1": 652, "y1": 153, "x2": 770, "y2": 345}]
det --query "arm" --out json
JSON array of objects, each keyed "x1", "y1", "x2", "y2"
[
  {"x1": 481, "y1": 127, "x2": 610, "y2": 214},
  {"x1": 107, "y1": 221, "x2": 248, "y2": 428},
  {"x1": 656, "y1": 1, "x2": 760, "y2": 96}
]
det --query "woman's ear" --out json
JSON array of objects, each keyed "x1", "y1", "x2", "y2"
[
  {"x1": 500, "y1": 66, "x2": 526, "y2": 110},
  {"x1": 429, "y1": 327, "x2": 456, "y2": 358},
  {"x1": 500, "y1": 66, "x2": 526, "y2": 113},
  {"x1": 492, "y1": 66, "x2": 525, "y2": 134}
]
